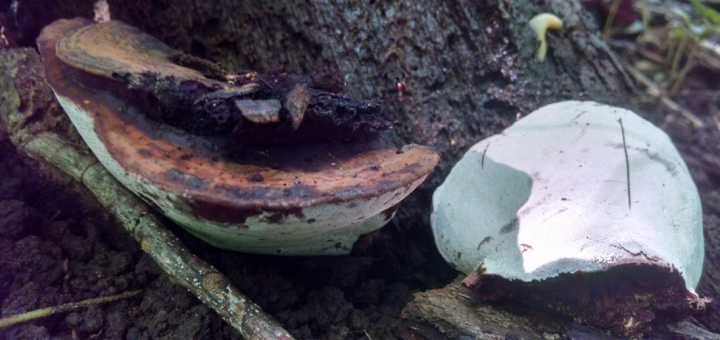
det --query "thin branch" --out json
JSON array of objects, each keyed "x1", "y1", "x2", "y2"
[
  {"x1": 0, "y1": 290, "x2": 141, "y2": 328},
  {"x1": 671, "y1": 89, "x2": 720, "y2": 98},
  {"x1": 637, "y1": 47, "x2": 667, "y2": 64},
  {"x1": 623, "y1": 61, "x2": 705, "y2": 128},
  {"x1": 618, "y1": 118, "x2": 631, "y2": 209},
  {"x1": 481, "y1": 143, "x2": 490, "y2": 170},
  {"x1": 603, "y1": 0, "x2": 623, "y2": 38},
  {"x1": 669, "y1": 36, "x2": 689, "y2": 85},
  {"x1": 713, "y1": 113, "x2": 720, "y2": 133},
  {"x1": 670, "y1": 42, "x2": 698, "y2": 93}
]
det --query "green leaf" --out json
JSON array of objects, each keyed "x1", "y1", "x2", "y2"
[{"x1": 688, "y1": 0, "x2": 720, "y2": 24}]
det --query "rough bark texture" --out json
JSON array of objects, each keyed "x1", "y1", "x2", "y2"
[{"x1": 398, "y1": 281, "x2": 720, "y2": 340}]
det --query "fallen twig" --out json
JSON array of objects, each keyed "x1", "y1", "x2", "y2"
[
  {"x1": 603, "y1": 0, "x2": 623, "y2": 38},
  {"x1": 671, "y1": 89, "x2": 720, "y2": 98},
  {"x1": 0, "y1": 290, "x2": 141, "y2": 328},
  {"x1": 622, "y1": 61, "x2": 706, "y2": 128},
  {"x1": 0, "y1": 49, "x2": 294, "y2": 340},
  {"x1": 618, "y1": 118, "x2": 632, "y2": 209},
  {"x1": 713, "y1": 113, "x2": 720, "y2": 133}
]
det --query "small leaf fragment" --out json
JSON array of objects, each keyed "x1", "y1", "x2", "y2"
[
  {"x1": 285, "y1": 84, "x2": 311, "y2": 130},
  {"x1": 235, "y1": 99, "x2": 281, "y2": 124}
]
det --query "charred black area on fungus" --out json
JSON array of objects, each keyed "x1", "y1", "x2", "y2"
[
  {"x1": 108, "y1": 68, "x2": 392, "y2": 145},
  {"x1": 232, "y1": 94, "x2": 389, "y2": 146},
  {"x1": 464, "y1": 264, "x2": 702, "y2": 337},
  {"x1": 111, "y1": 72, "x2": 235, "y2": 135},
  {"x1": 167, "y1": 51, "x2": 229, "y2": 81}
]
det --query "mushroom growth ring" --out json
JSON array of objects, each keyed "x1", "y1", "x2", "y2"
[{"x1": 38, "y1": 18, "x2": 439, "y2": 255}]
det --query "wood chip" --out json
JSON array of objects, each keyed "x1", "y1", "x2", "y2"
[
  {"x1": 285, "y1": 84, "x2": 310, "y2": 130},
  {"x1": 234, "y1": 99, "x2": 281, "y2": 124}
]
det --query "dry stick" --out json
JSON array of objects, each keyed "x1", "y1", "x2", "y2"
[
  {"x1": 713, "y1": 113, "x2": 720, "y2": 133},
  {"x1": 0, "y1": 290, "x2": 141, "y2": 328},
  {"x1": 637, "y1": 46, "x2": 666, "y2": 64},
  {"x1": 19, "y1": 132, "x2": 295, "y2": 340},
  {"x1": 603, "y1": 0, "x2": 622, "y2": 38},
  {"x1": 669, "y1": 36, "x2": 689, "y2": 81},
  {"x1": 670, "y1": 43, "x2": 699, "y2": 94},
  {"x1": 481, "y1": 143, "x2": 490, "y2": 170},
  {"x1": 641, "y1": 0, "x2": 650, "y2": 28},
  {"x1": 622, "y1": 61, "x2": 706, "y2": 128},
  {"x1": 673, "y1": 89, "x2": 720, "y2": 98},
  {"x1": 618, "y1": 118, "x2": 631, "y2": 209}
]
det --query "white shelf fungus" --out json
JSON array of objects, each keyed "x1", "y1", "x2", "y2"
[{"x1": 431, "y1": 101, "x2": 705, "y2": 334}]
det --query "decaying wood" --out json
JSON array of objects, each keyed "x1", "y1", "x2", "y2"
[
  {"x1": 0, "y1": 48, "x2": 294, "y2": 340},
  {"x1": 398, "y1": 281, "x2": 720, "y2": 340}
]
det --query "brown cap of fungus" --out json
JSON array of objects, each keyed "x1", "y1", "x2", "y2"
[{"x1": 38, "y1": 18, "x2": 439, "y2": 255}]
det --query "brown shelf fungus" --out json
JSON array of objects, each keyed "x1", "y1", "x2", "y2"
[
  {"x1": 431, "y1": 101, "x2": 705, "y2": 336},
  {"x1": 38, "y1": 18, "x2": 439, "y2": 255}
]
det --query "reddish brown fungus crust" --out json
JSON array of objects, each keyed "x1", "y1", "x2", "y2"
[
  {"x1": 37, "y1": 18, "x2": 439, "y2": 224},
  {"x1": 53, "y1": 19, "x2": 392, "y2": 144},
  {"x1": 462, "y1": 264, "x2": 704, "y2": 337}
]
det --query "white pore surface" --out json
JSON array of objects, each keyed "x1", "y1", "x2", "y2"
[
  {"x1": 167, "y1": 176, "x2": 425, "y2": 255},
  {"x1": 431, "y1": 101, "x2": 703, "y2": 292},
  {"x1": 56, "y1": 93, "x2": 418, "y2": 255}
]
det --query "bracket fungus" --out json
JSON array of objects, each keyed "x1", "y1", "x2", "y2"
[
  {"x1": 38, "y1": 18, "x2": 439, "y2": 255},
  {"x1": 431, "y1": 101, "x2": 705, "y2": 335}
]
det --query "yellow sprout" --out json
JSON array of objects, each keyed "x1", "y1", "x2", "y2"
[{"x1": 529, "y1": 13, "x2": 563, "y2": 61}]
